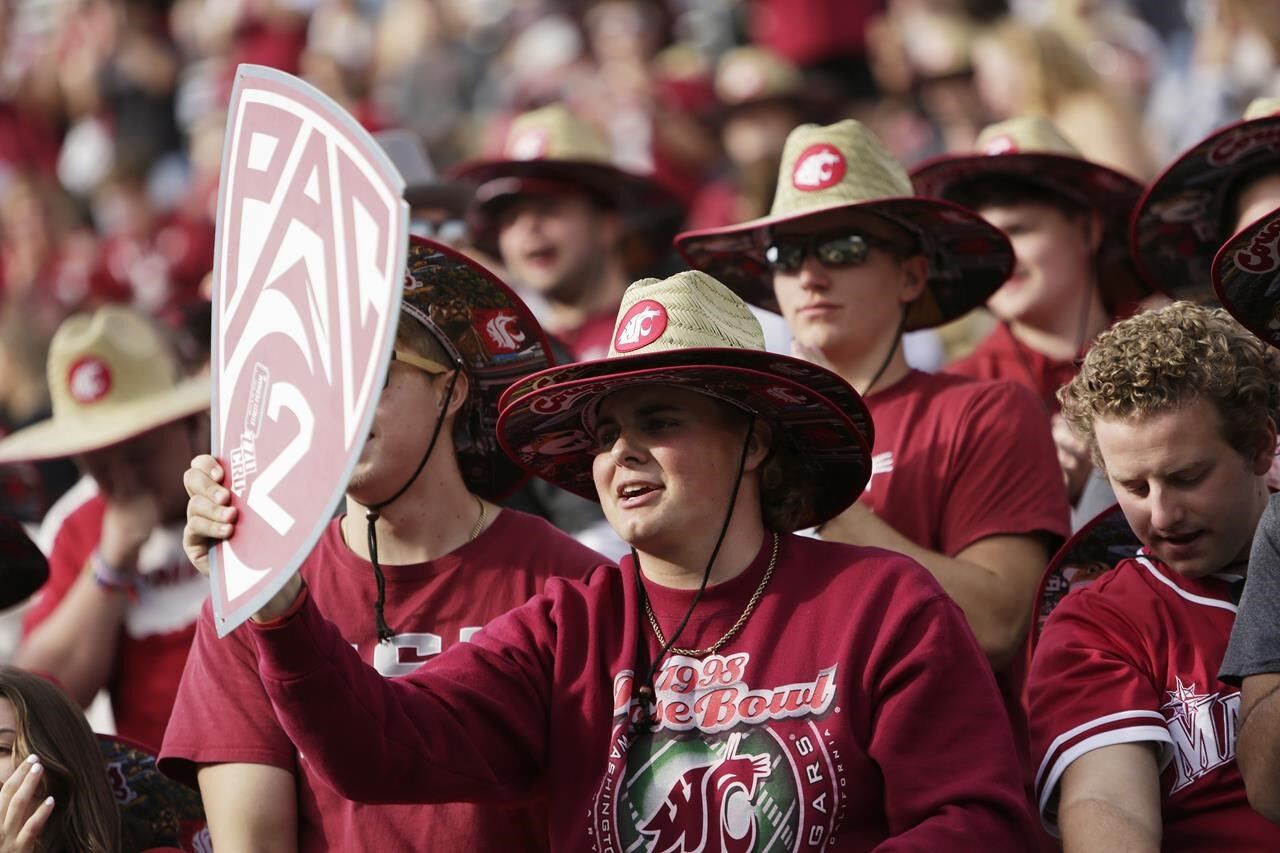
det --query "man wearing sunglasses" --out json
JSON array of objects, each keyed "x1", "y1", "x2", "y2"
[
  {"x1": 678, "y1": 120, "x2": 1070, "y2": 818},
  {"x1": 159, "y1": 239, "x2": 607, "y2": 852}
]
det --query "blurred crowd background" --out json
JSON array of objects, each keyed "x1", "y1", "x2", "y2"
[{"x1": 0, "y1": 0, "x2": 1276, "y2": 527}]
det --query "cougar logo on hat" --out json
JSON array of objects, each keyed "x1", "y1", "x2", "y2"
[
  {"x1": 67, "y1": 357, "x2": 112, "y2": 403},
  {"x1": 982, "y1": 135, "x2": 1018, "y2": 155},
  {"x1": 614, "y1": 300, "x2": 669, "y2": 352},
  {"x1": 508, "y1": 128, "x2": 551, "y2": 161},
  {"x1": 791, "y1": 144, "x2": 846, "y2": 190},
  {"x1": 480, "y1": 310, "x2": 528, "y2": 353}
]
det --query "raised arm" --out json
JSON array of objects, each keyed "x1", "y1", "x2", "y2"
[{"x1": 1058, "y1": 743, "x2": 1162, "y2": 852}]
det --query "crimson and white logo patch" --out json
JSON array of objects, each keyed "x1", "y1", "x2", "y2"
[
  {"x1": 982, "y1": 135, "x2": 1019, "y2": 155},
  {"x1": 67, "y1": 357, "x2": 112, "y2": 403},
  {"x1": 507, "y1": 128, "x2": 550, "y2": 161},
  {"x1": 477, "y1": 309, "x2": 527, "y2": 353},
  {"x1": 791, "y1": 143, "x2": 846, "y2": 191},
  {"x1": 613, "y1": 300, "x2": 669, "y2": 352}
]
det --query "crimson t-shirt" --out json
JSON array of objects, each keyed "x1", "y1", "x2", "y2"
[
  {"x1": 160, "y1": 509, "x2": 606, "y2": 852},
  {"x1": 1029, "y1": 553, "x2": 1279, "y2": 848},
  {"x1": 246, "y1": 533, "x2": 1038, "y2": 850},
  {"x1": 946, "y1": 323, "x2": 1079, "y2": 414}
]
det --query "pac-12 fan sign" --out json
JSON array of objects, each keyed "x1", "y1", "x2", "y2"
[{"x1": 208, "y1": 65, "x2": 408, "y2": 635}]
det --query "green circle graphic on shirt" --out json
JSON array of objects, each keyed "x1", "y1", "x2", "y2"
[{"x1": 615, "y1": 728, "x2": 801, "y2": 851}]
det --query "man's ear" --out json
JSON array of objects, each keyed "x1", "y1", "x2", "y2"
[
  {"x1": 1252, "y1": 417, "x2": 1277, "y2": 476},
  {"x1": 898, "y1": 254, "x2": 928, "y2": 304},
  {"x1": 436, "y1": 368, "x2": 471, "y2": 421},
  {"x1": 599, "y1": 209, "x2": 624, "y2": 251},
  {"x1": 744, "y1": 418, "x2": 773, "y2": 473}
]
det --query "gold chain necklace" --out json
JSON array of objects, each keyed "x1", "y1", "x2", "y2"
[
  {"x1": 642, "y1": 532, "x2": 779, "y2": 658},
  {"x1": 468, "y1": 495, "x2": 487, "y2": 542}
]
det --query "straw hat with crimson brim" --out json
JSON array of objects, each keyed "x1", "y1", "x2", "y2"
[
  {"x1": 1211, "y1": 203, "x2": 1280, "y2": 350},
  {"x1": 911, "y1": 116, "x2": 1149, "y2": 313},
  {"x1": 1131, "y1": 98, "x2": 1280, "y2": 301},
  {"x1": 450, "y1": 104, "x2": 677, "y2": 221},
  {"x1": 496, "y1": 270, "x2": 874, "y2": 531},
  {"x1": 713, "y1": 46, "x2": 811, "y2": 119},
  {"x1": 0, "y1": 306, "x2": 208, "y2": 464},
  {"x1": 402, "y1": 236, "x2": 556, "y2": 500},
  {"x1": 1032, "y1": 504, "x2": 1140, "y2": 650},
  {"x1": 674, "y1": 119, "x2": 1014, "y2": 331}
]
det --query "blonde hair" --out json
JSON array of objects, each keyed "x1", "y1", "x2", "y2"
[
  {"x1": 0, "y1": 668, "x2": 120, "y2": 852},
  {"x1": 1059, "y1": 302, "x2": 1280, "y2": 467},
  {"x1": 979, "y1": 20, "x2": 1100, "y2": 116}
]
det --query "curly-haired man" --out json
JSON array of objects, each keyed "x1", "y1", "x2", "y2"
[{"x1": 1027, "y1": 301, "x2": 1280, "y2": 851}]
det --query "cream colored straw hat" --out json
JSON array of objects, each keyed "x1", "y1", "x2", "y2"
[
  {"x1": 0, "y1": 306, "x2": 208, "y2": 463},
  {"x1": 1131, "y1": 98, "x2": 1280, "y2": 300},
  {"x1": 912, "y1": 116, "x2": 1147, "y2": 311},
  {"x1": 497, "y1": 270, "x2": 874, "y2": 530},
  {"x1": 675, "y1": 119, "x2": 1013, "y2": 330}
]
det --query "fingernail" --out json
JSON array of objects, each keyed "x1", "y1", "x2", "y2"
[
  {"x1": 24, "y1": 754, "x2": 36, "y2": 764},
  {"x1": 43, "y1": 796, "x2": 53, "y2": 807},
  {"x1": 30, "y1": 763, "x2": 41, "y2": 776}
]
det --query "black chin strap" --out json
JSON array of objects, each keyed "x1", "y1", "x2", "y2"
[
  {"x1": 862, "y1": 306, "x2": 910, "y2": 397},
  {"x1": 631, "y1": 413, "x2": 757, "y2": 732},
  {"x1": 359, "y1": 367, "x2": 462, "y2": 643}
]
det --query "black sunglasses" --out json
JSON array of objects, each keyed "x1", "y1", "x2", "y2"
[{"x1": 763, "y1": 233, "x2": 907, "y2": 273}]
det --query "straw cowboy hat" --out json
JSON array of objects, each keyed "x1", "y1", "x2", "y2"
[
  {"x1": 450, "y1": 103, "x2": 674, "y2": 215},
  {"x1": 912, "y1": 115, "x2": 1149, "y2": 313},
  {"x1": 374, "y1": 129, "x2": 472, "y2": 217},
  {"x1": 0, "y1": 307, "x2": 208, "y2": 464},
  {"x1": 1131, "y1": 98, "x2": 1280, "y2": 300},
  {"x1": 1211, "y1": 203, "x2": 1280, "y2": 349},
  {"x1": 401, "y1": 236, "x2": 556, "y2": 500},
  {"x1": 496, "y1": 270, "x2": 874, "y2": 531},
  {"x1": 674, "y1": 119, "x2": 1014, "y2": 331},
  {"x1": 714, "y1": 46, "x2": 808, "y2": 116}
]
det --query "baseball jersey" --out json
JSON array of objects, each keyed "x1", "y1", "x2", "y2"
[
  {"x1": 945, "y1": 322, "x2": 1078, "y2": 414},
  {"x1": 27, "y1": 477, "x2": 206, "y2": 750},
  {"x1": 1029, "y1": 551, "x2": 1280, "y2": 848},
  {"x1": 160, "y1": 508, "x2": 606, "y2": 852},
  {"x1": 245, "y1": 533, "x2": 1038, "y2": 851},
  {"x1": 1221, "y1": 493, "x2": 1280, "y2": 684}
]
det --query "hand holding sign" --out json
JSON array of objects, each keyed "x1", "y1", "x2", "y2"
[{"x1": 207, "y1": 65, "x2": 408, "y2": 635}]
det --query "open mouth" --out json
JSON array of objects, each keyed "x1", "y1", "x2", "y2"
[
  {"x1": 524, "y1": 246, "x2": 558, "y2": 267},
  {"x1": 617, "y1": 483, "x2": 661, "y2": 506}
]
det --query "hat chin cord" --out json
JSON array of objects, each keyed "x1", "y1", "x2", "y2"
[
  {"x1": 861, "y1": 306, "x2": 910, "y2": 397},
  {"x1": 630, "y1": 412, "x2": 757, "y2": 732},
  {"x1": 357, "y1": 366, "x2": 462, "y2": 643}
]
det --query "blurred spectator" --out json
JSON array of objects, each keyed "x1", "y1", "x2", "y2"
[{"x1": 972, "y1": 19, "x2": 1156, "y2": 178}]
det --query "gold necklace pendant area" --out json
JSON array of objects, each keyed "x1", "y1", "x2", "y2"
[
  {"x1": 643, "y1": 532, "x2": 780, "y2": 658},
  {"x1": 468, "y1": 495, "x2": 487, "y2": 543}
]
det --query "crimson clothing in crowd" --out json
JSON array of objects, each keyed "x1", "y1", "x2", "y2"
[
  {"x1": 92, "y1": 214, "x2": 215, "y2": 318},
  {"x1": 161, "y1": 510, "x2": 606, "y2": 852},
  {"x1": 750, "y1": 0, "x2": 877, "y2": 67},
  {"x1": 27, "y1": 478, "x2": 206, "y2": 751},
  {"x1": 946, "y1": 322, "x2": 1079, "y2": 414},
  {"x1": 243, "y1": 533, "x2": 1038, "y2": 851},
  {"x1": 1029, "y1": 552, "x2": 1279, "y2": 849},
  {"x1": 556, "y1": 310, "x2": 617, "y2": 363},
  {"x1": 861, "y1": 369, "x2": 1071, "y2": 789}
]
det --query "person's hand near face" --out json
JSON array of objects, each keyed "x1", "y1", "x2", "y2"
[{"x1": 0, "y1": 701, "x2": 54, "y2": 853}]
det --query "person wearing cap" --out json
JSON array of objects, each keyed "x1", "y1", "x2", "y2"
[
  {"x1": 1131, "y1": 98, "x2": 1280, "y2": 303},
  {"x1": 0, "y1": 306, "x2": 209, "y2": 752},
  {"x1": 676, "y1": 119, "x2": 1070, "y2": 786},
  {"x1": 1030, "y1": 302, "x2": 1280, "y2": 850},
  {"x1": 182, "y1": 270, "x2": 1038, "y2": 849},
  {"x1": 453, "y1": 104, "x2": 678, "y2": 363},
  {"x1": 912, "y1": 116, "x2": 1147, "y2": 509},
  {"x1": 374, "y1": 128, "x2": 473, "y2": 246},
  {"x1": 159, "y1": 239, "x2": 606, "y2": 851},
  {"x1": 1213, "y1": 206, "x2": 1280, "y2": 825}
]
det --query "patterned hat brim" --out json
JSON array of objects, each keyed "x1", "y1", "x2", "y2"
[
  {"x1": 403, "y1": 237, "x2": 556, "y2": 500},
  {"x1": 404, "y1": 180, "x2": 472, "y2": 217},
  {"x1": 1033, "y1": 504, "x2": 1140, "y2": 650},
  {"x1": 1212, "y1": 204, "x2": 1280, "y2": 349},
  {"x1": 911, "y1": 152, "x2": 1149, "y2": 312},
  {"x1": 1131, "y1": 114, "x2": 1280, "y2": 301},
  {"x1": 674, "y1": 196, "x2": 1014, "y2": 331},
  {"x1": 98, "y1": 735, "x2": 206, "y2": 848},
  {"x1": 497, "y1": 349, "x2": 873, "y2": 531}
]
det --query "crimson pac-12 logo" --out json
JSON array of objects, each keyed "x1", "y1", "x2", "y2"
[
  {"x1": 593, "y1": 653, "x2": 846, "y2": 851},
  {"x1": 209, "y1": 65, "x2": 408, "y2": 635}
]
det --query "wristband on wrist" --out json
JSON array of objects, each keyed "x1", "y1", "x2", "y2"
[{"x1": 89, "y1": 550, "x2": 138, "y2": 601}]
